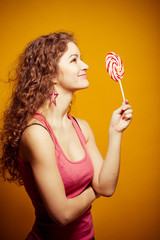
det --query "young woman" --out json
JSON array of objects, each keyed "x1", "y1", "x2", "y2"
[{"x1": 0, "y1": 32, "x2": 132, "y2": 240}]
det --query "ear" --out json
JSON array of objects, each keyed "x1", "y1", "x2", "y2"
[{"x1": 52, "y1": 78, "x2": 58, "y2": 84}]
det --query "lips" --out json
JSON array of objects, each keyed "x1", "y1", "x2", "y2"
[{"x1": 78, "y1": 74, "x2": 87, "y2": 77}]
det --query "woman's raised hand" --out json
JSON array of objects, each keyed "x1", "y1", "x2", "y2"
[{"x1": 109, "y1": 100, "x2": 133, "y2": 134}]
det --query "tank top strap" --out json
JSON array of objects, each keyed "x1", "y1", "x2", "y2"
[
  {"x1": 33, "y1": 113, "x2": 86, "y2": 146},
  {"x1": 33, "y1": 112, "x2": 57, "y2": 145},
  {"x1": 67, "y1": 114, "x2": 87, "y2": 145}
]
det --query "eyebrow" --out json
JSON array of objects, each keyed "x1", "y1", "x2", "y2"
[{"x1": 68, "y1": 54, "x2": 81, "y2": 59}]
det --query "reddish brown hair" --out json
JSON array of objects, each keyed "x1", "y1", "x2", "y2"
[{"x1": 0, "y1": 32, "x2": 75, "y2": 185}]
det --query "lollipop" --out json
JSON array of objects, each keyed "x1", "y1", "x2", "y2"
[{"x1": 105, "y1": 52, "x2": 125, "y2": 101}]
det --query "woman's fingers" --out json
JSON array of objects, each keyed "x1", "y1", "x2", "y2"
[
  {"x1": 122, "y1": 108, "x2": 133, "y2": 120},
  {"x1": 122, "y1": 103, "x2": 132, "y2": 111}
]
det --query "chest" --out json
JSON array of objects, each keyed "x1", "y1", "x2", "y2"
[
  {"x1": 53, "y1": 125, "x2": 85, "y2": 162},
  {"x1": 55, "y1": 147, "x2": 94, "y2": 198}
]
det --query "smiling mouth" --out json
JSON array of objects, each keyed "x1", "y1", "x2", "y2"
[{"x1": 78, "y1": 74, "x2": 87, "y2": 77}]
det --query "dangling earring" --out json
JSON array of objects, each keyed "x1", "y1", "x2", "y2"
[{"x1": 49, "y1": 88, "x2": 58, "y2": 106}]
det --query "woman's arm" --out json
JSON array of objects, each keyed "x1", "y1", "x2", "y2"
[
  {"x1": 19, "y1": 125, "x2": 97, "y2": 226},
  {"x1": 77, "y1": 100, "x2": 132, "y2": 197}
]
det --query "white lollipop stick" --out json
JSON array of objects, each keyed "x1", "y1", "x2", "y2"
[{"x1": 118, "y1": 79, "x2": 125, "y2": 102}]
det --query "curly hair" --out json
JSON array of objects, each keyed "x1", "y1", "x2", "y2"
[{"x1": 0, "y1": 32, "x2": 75, "y2": 185}]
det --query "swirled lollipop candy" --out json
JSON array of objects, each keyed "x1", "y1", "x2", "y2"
[{"x1": 105, "y1": 52, "x2": 125, "y2": 101}]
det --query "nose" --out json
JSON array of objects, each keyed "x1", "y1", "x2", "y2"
[{"x1": 81, "y1": 60, "x2": 89, "y2": 70}]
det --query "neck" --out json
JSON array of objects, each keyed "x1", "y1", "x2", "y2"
[{"x1": 38, "y1": 88, "x2": 73, "y2": 127}]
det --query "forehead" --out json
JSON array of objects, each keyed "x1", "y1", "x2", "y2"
[{"x1": 61, "y1": 42, "x2": 80, "y2": 59}]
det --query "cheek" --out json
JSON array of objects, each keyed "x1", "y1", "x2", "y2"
[
  {"x1": 57, "y1": 70, "x2": 76, "y2": 88},
  {"x1": 62, "y1": 67, "x2": 79, "y2": 79},
  {"x1": 57, "y1": 62, "x2": 80, "y2": 86}
]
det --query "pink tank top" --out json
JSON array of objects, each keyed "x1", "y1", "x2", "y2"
[{"x1": 17, "y1": 113, "x2": 94, "y2": 240}]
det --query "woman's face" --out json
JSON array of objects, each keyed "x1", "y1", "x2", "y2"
[{"x1": 56, "y1": 42, "x2": 89, "y2": 92}]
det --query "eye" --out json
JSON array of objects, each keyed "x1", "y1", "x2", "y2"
[{"x1": 70, "y1": 58, "x2": 77, "y2": 63}]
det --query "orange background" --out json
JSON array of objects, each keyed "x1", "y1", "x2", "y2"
[{"x1": 0, "y1": 0, "x2": 160, "y2": 239}]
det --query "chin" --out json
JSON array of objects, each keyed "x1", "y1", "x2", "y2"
[
  {"x1": 85, "y1": 82, "x2": 89, "y2": 88},
  {"x1": 83, "y1": 78, "x2": 89, "y2": 86},
  {"x1": 72, "y1": 80, "x2": 89, "y2": 92},
  {"x1": 80, "y1": 81, "x2": 89, "y2": 89},
  {"x1": 73, "y1": 84, "x2": 89, "y2": 92}
]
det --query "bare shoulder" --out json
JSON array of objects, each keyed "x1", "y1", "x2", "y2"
[
  {"x1": 21, "y1": 122, "x2": 50, "y2": 145},
  {"x1": 74, "y1": 117, "x2": 94, "y2": 142},
  {"x1": 19, "y1": 122, "x2": 54, "y2": 163}
]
